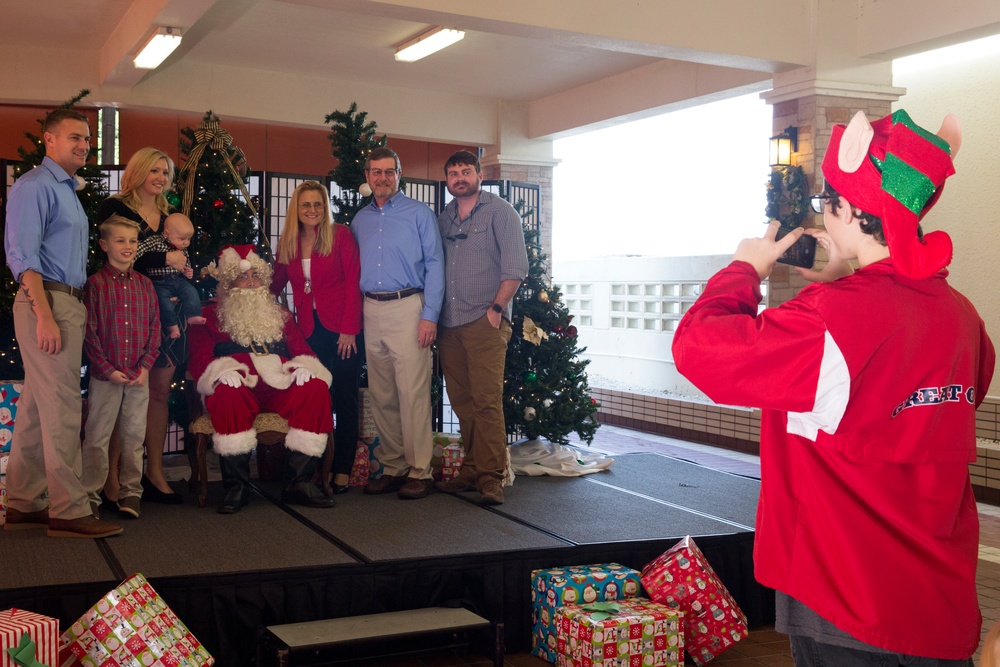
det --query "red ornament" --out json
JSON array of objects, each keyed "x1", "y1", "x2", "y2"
[
  {"x1": 213, "y1": 198, "x2": 224, "y2": 208},
  {"x1": 554, "y1": 326, "x2": 564, "y2": 334},
  {"x1": 566, "y1": 325, "x2": 578, "y2": 337},
  {"x1": 591, "y1": 398, "x2": 597, "y2": 405}
]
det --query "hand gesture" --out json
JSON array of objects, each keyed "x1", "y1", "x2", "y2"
[
  {"x1": 217, "y1": 370, "x2": 242, "y2": 388},
  {"x1": 182, "y1": 266, "x2": 194, "y2": 279},
  {"x1": 292, "y1": 366, "x2": 314, "y2": 386},
  {"x1": 732, "y1": 221, "x2": 804, "y2": 280},
  {"x1": 795, "y1": 229, "x2": 855, "y2": 283}
]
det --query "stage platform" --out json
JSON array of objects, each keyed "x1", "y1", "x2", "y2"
[{"x1": 0, "y1": 452, "x2": 771, "y2": 666}]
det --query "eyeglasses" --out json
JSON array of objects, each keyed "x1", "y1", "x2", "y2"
[
  {"x1": 809, "y1": 194, "x2": 833, "y2": 214},
  {"x1": 298, "y1": 201, "x2": 324, "y2": 209},
  {"x1": 367, "y1": 168, "x2": 399, "y2": 178},
  {"x1": 444, "y1": 233, "x2": 468, "y2": 242}
]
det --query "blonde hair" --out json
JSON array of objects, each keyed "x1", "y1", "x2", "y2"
[
  {"x1": 99, "y1": 214, "x2": 141, "y2": 241},
  {"x1": 276, "y1": 181, "x2": 335, "y2": 264},
  {"x1": 114, "y1": 147, "x2": 174, "y2": 216},
  {"x1": 984, "y1": 620, "x2": 1000, "y2": 667}
]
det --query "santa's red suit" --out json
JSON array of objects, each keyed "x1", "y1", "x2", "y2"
[{"x1": 189, "y1": 303, "x2": 333, "y2": 458}]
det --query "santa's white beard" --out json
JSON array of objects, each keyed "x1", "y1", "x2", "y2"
[{"x1": 216, "y1": 286, "x2": 288, "y2": 347}]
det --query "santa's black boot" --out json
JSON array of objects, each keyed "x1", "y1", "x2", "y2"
[
  {"x1": 282, "y1": 452, "x2": 336, "y2": 508},
  {"x1": 218, "y1": 452, "x2": 252, "y2": 514}
]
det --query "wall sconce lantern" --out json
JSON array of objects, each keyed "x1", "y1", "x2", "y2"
[{"x1": 769, "y1": 126, "x2": 798, "y2": 167}]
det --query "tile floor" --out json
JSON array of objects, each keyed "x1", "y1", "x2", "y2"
[{"x1": 167, "y1": 424, "x2": 997, "y2": 665}]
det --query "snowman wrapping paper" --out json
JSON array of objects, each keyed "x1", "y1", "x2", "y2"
[
  {"x1": 554, "y1": 598, "x2": 684, "y2": 667},
  {"x1": 640, "y1": 536, "x2": 747, "y2": 665},
  {"x1": 530, "y1": 563, "x2": 644, "y2": 663},
  {"x1": 0, "y1": 382, "x2": 22, "y2": 453}
]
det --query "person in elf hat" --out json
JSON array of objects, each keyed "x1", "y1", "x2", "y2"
[
  {"x1": 672, "y1": 109, "x2": 994, "y2": 664},
  {"x1": 188, "y1": 244, "x2": 336, "y2": 514}
]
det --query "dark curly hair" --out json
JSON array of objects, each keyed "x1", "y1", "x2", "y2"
[{"x1": 823, "y1": 182, "x2": 923, "y2": 246}]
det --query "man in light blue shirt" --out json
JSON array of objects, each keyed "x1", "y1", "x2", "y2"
[
  {"x1": 351, "y1": 147, "x2": 444, "y2": 499},
  {"x1": 3, "y1": 108, "x2": 123, "y2": 538}
]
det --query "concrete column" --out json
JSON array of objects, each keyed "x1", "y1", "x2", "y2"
[{"x1": 479, "y1": 101, "x2": 559, "y2": 268}]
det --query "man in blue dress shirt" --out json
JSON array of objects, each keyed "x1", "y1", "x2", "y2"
[
  {"x1": 351, "y1": 147, "x2": 444, "y2": 499},
  {"x1": 3, "y1": 108, "x2": 123, "y2": 538}
]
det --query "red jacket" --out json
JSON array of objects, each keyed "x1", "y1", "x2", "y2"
[
  {"x1": 271, "y1": 224, "x2": 362, "y2": 338},
  {"x1": 672, "y1": 259, "x2": 994, "y2": 659}
]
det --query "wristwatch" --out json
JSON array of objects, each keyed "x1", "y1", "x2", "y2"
[{"x1": 491, "y1": 303, "x2": 504, "y2": 314}]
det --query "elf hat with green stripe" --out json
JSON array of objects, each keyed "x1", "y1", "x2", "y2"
[{"x1": 822, "y1": 109, "x2": 962, "y2": 279}]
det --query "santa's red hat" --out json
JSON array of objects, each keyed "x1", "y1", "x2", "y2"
[
  {"x1": 822, "y1": 109, "x2": 960, "y2": 279},
  {"x1": 216, "y1": 244, "x2": 271, "y2": 288}
]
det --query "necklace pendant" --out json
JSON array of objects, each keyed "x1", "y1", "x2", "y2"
[{"x1": 304, "y1": 279, "x2": 312, "y2": 294}]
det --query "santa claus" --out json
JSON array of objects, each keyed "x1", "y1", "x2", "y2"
[{"x1": 189, "y1": 244, "x2": 336, "y2": 514}]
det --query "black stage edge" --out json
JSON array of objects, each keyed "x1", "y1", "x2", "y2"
[{"x1": 0, "y1": 453, "x2": 773, "y2": 667}]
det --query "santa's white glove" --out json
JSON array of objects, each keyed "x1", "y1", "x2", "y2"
[
  {"x1": 217, "y1": 370, "x2": 243, "y2": 388},
  {"x1": 292, "y1": 367, "x2": 315, "y2": 386}
]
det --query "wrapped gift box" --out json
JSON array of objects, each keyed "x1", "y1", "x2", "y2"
[
  {"x1": 59, "y1": 573, "x2": 214, "y2": 667},
  {"x1": 555, "y1": 598, "x2": 683, "y2": 667},
  {"x1": 1, "y1": 608, "x2": 59, "y2": 667},
  {"x1": 349, "y1": 441, "x2": 370, "y2": 487},
  {"x1": 641, "y1": 536, "x2": 748, "y2": 665},
  {"x1": 0, "y1": 382, "x2": 22, "y2": 453},
  {"x1": 431, "y1": 433, "x2": 464, "y2": 482},
  {"x1": 358, "y1": 388, "x2": 377, "y2": 441},
  {"x1": 0, "y1": 453, "x2": 7, "y2": 527},
  {"x1": 531, "y1": 563, "x2": 643, "y2": 663}
]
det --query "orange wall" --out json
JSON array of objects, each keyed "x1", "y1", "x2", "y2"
[{"x1": 1, "y1": 105, "x2": 475, "y2": 180}]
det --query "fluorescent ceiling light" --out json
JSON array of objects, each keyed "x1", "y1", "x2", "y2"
[
  {"x1": 133, "y1": 27, "x2": 182, "y2": 69},
  {"x1": 394, "y1": 26, "x2": 464, "y2": 62}
]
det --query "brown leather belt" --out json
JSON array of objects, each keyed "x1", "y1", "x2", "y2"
[
  {"x1": 42, "y1": 280, "x2": 84, "y2": 302},
  {"x1": 364, "y1": 287, "x2": 423, "y2": 301}
]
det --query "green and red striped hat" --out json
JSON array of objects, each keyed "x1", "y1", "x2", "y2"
[{"x1": 822, "y1": 109, "x2": 958, "y2": 279}]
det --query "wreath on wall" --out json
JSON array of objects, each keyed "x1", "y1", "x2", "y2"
[{"x1": 765, "y1": 165, "x2": 809, "y2": 230}]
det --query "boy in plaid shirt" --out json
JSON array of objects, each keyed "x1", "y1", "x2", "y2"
[{"x1": 82, "y1": 216, "x2": 161, "y2": 519}]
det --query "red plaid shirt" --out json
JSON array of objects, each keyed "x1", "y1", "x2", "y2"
[{"x1": 84, "y1": 263, "x2": 162, "y2": 381}]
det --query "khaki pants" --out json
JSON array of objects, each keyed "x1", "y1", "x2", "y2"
[
  {"x1": 82, "y1": 377, "x2": 150, "y2": 503},
  {"x1": 8, "y1": 290, "x2": 89, "y2": 519},
  {"x1": 362, "y1": 294, "x2": 434, "y2": 480},
  {"x1": 438, "y1": 315, "x2": 512, "y2": 488}
]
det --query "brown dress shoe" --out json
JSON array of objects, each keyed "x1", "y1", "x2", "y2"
[
  {"x1": 363, "y1": 473, "x2": 408, "y2": 495},
  {"x1": 435, "y1": 477, "x2": 475, "y2": 493},
  {"x1": 479, "y1": 478, "x2": 504, "y2": 506},
  {"x1": 397, "y1": 477, "x2": 434, "y2": 499},
  {"x1": 3, "y1": 507, "x2": 49, "y2": 530},
  {"x1": 47, "y1": 516, "x2": 123, "y2": 539}
]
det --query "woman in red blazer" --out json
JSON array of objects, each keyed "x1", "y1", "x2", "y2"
[{"x1": 272, "y1": 181, "x2": 363, "y2": 494}]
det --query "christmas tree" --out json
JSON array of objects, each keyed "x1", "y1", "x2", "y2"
[
  {"x1": 504, "y1": 219, "x2": 600, "y2": 444},
  {"x1": 0, "y1": 90, "x2": 109, "y2": 380},
  {"x1": 175, "y1": 111, "x2": 270, "y2": 288},
  {"x1": 325, "y1": 101, "x2": 387, "y2": 224}
]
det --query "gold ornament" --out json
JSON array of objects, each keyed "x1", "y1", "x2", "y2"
[{"x1": 539, "y1": 290, "x2": 549, "y2": 303}]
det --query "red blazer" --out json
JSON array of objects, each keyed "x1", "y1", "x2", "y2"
[{"x1": 271, "y1": 224, "x2": 363, "y2": 337}]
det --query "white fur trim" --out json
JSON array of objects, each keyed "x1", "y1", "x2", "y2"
[
  {"x1": 197, "y1": 357, "x2": 255, "y2": 396},
  {"x1": 212, "y1": 428, "x2": 258, "y2": 455},
  {"x1": 283, "y1": 355, "x2": 333, "y2": 387},
  {"x1": 251, "y1": 353, "x2": 293, "y2": 390},
  {"x1": 285, "y1": 427, "x2": 329, "y2": 457}
]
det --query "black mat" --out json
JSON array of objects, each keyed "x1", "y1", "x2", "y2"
[
  {"x1": 1, "y1": 529, "x2": 116, "y2": 590},
  {"x1": 107, "y1": 483, "x2": 358, "y2": 578},
  {"x1": 256, "y1": 481, "x2": 569, "y2": 562},
  {"x1": 592, "y1": 453, "x2": 759, "y2": 527},
  {"x1": 479, "y1": 474, "x2": 751, "y2": 544}
]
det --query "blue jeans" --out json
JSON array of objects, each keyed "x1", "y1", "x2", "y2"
[
  {"x1": 151, "y1": 273, "x2": 201, "y2": 328},
  {"x1": 789, "y1": 635, "x2": 974, "y2": 667}
]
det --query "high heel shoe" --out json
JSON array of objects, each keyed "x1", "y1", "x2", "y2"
[
  {"x1": 333, "y1": 484, "x2": 350, "y2": 495},
  {"x1": 141, "y1": 475, "x2": 183, "y2": 505}
]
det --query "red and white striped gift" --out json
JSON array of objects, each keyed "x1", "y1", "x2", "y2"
[{"x1": 1, "y1": 608, "x2": 59, "y2": 667}]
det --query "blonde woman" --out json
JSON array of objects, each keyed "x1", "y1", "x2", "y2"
[
  {"x1": 271, "y1": 181, "x2": 362, "y2": 494},
  {"x1": 97, "y1": 147, "x2": 188, "y2": 506}
]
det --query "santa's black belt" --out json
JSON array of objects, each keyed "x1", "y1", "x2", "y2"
[{"x1": 214, "y1": 340, "x2": 289, "y2": 357}]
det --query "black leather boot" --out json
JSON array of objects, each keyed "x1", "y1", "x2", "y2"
[
  {"x1": 218, "y1": 452, "x2": 252, "y2": 514},
  {"x1": 282, "y1": 451, "x2": 336, "y2": 508}
]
